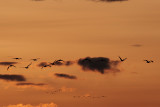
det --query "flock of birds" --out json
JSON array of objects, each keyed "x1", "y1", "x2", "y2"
[
  {"x1": 7, "y1": 58, "x2": 64, "y2": 70},
  {"x1": 45, "y1": 88, "x2": 106, "y2": 99},
  {"x1": 6, "y1": 57, "x2": 154, "y2": 71},
  {"x1": 118, "y1": 56, "x2": 154, "y2": 63}
]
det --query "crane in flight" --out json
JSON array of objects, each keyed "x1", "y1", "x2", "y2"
[
  {"x1": 49, "y1": 59, "x2": 64, "y2": 66},
  {"x1": 31, "y1": 58, "x2": 40, "y2": 61},
  {"x1": 7, "y1": 65, "x2": 16, "y2": 70},
  {"x1": 41, "y1": 65, "x2": 51, "y2": 69},
  {"x1": 118, "y1": 56, "x2": 127, "y2": 62},
  {"x1": 22, "y1": 63, "x2": 32, "y2": 69},
  {"x1": 144, "y1": 60, "x2": 154, "y2": 63},
  {"x1": 13, "y1": 58, "x2": 22, "y2": 60}
]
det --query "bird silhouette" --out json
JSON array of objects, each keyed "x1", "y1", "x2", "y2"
[
  {"x1": 49, "y1": 60, "x2": 57, "y2": 65},
  {"x1": 41, "y1": 65, "x2": 51, "y2": 69},
  {"x1": 22, "y1": 63, "x2": 32, "y2": 69},
  {"x1": 49, "y1": 59, "x2": 64, "y2": 66},
  {"x1": 13, "y1": 58, "x2": 22, "y2": 60},
  {"x1": 46, "y1": 89, "x2": 62, "y2": 95},
  {"x1": 31, "y1": 58, "x2": 40, "y2": 61},
  {"x1": 7, "y1": 65, "x2": 16, "y2": 70},
  {"x1": 119, "y1": 56, "x2": 127, "y2": 62},
  {"x1": 144, "y1": 60, "x2": 154, "y2": 63}
]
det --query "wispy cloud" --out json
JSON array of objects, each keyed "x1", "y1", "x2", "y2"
[
  {"x1": 55, "y1": 73, "x2": 77, "y2": 79},
  {"x1": 0, "y1": 74, "x2": 26, "y2": 82},
  {"x1": 91, "y1": 0, "x2": 128, "y2": 2},
  {"x1": 16, "y1": 82, "x2": 46, "y2": 86},
  {"x1": 131, "y1": 44, "x2": 142, "y2": 47},
  {"x1": 5, "y1": 102, "x2": 58, "y2": 107},
  {"x1": 0, "y1": 62, "x2": 17, "y2": 66}
]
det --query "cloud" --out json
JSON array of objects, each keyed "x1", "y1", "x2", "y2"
[
  {"x1": 37, "y1": 62, "x2": 48, "y2": 67},
  {"x1": 77, "y1": 57, "x2": 120, "y2": 74},
  {"x1": 0, "y1": 62, "x2": 17, "y2": 66},
  {"x1": 6, "y1": 102, "x2": 58, "y2": 107},
  {"x1": 131, "y1": 44, "x2": 142, "y2": 47},
  {"x1": 91, "y1": 0, "x2": 128, "y2": 2},
  {"x1": 64, "y1": 61, "x2": 75, "y2": 66},
  {"x1": 0, "y1": 74, "x2": 26, "y2": 82},
  {"x1": 16, "y1": 82, "x2": 46, "y2": 86},
  {"x1": 55, "y1": 73, "x2": 77, "y2": 79}
]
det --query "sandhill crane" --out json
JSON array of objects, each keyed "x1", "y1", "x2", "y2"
[
  {"x1": 13, "y1": 58, "x2": 22, "y2": 60},
  {"x1": 31, "y1": 58, "x2": 40, "y2": 61},
  {"x1": 7, "y1": 65, "x2": 16, "y2": 70},
  {"x1": 119, "y1": 56, "x2": 127, "y2": 62},
  {"x1": 144, "y1": 60, "x2": 154, "y2": 63},
  {"x1": 22, "y1": 63, "x2": 32, "y2": 69}
]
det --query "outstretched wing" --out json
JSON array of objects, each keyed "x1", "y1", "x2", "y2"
[
  {"x1": 118, "y1": 56, "x2": 123, "y2": 61},
  {"x1": 7, "y1": 66, "x2": 10, "y2": 70},
  {"x1": 27, "y1": 63, "x2": 32, "y2": 67},
  {"x1": 123, "y1": 58, "x2": 127, "y2": 61}
]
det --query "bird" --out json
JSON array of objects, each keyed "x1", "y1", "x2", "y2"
[
  {"x1": 13, "y1": 58, "x2": 22, "y2": 60},
  {"x1": 119, "y1": 56, "x2": 127, "y2": 62},
  {"x1": 31, "y1": 58, "x2": 40, "y2": 61},
  {"x1": 41, "y1": 65, "x2": 51, "y2": 69},
  {"x1": 144, "y1": 60, "x2": 154, "y2": 63},
  {"x1": 7, "y1": 65, "x2": 16, "y2": 70},
  {"x1": 49, "y1": 59, "x2": 64, "y2": 66},
  {"x1": 22, "y1": 63, "x2": 32, "y2": 69},
  {"x1": 49, "y1": 62, "x2": 55, "y2": 65}
]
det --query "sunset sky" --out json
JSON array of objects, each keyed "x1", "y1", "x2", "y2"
[{"x1": 0, "y1": 0, "x2": 160, "y2": 107}]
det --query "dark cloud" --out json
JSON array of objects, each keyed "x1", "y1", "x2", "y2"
[
  {"x1": 64, "y1": 61, "x2": 75, "y2": 66},
  {"x1": 16, "y1": 82, "x2": 46, "y2": 86},
  {"x1": 0, "y1": 62, "x2": 18, "y2": 66},
  {"x1": 55, "y1": 73, "x2": 77, "y2": 79},
  {"x1": 78, "y1": 57, "x2": 120, "y2": 74},
  {"x1": 91, "y1": 0, "x2": 127, "y2": 2},
  {"x1": 0, "y1": 74, "x2": 26, "y2": 81}
]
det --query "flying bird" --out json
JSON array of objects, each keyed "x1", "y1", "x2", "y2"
[
  {"x1": 13, "y1": 58, "x2": 22, "y2": 60},
  {"x1": 49, "y1": 59, "x2": 64, "y2": 66},
  {"x1": 41, "y1": 65, "x2": 51, "y2": 69},
  {"x1": 22, "y1": 63, "x2": 32, "y2": 69},
  {"x1": 119, "y1": 56, "x2": 127, "y2": 62},
  {"x1": 31, "y1": 58, "x2": 40, "y2": 61},
  {"x1": 7, "y1": 65, "x2": 16, "y2": 70},
  {"x1": 144, "y1": 60, "x2": 154, "y2": 63},
  {"x1": 49, "y1": 62, "x2": 55, "y2": 65}
]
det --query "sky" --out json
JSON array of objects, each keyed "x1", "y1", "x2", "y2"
[{"x1": 0, "y1": 0, "x2": 160, "y2": 107}]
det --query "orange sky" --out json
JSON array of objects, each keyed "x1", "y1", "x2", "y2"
[{"x1": 0, "y1": 0, "x2": 160, "y2": 107}]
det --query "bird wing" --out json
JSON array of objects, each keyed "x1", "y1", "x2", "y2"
[
  {"x1": 119, "y1": 56, "x2": 123, "y2": 61},
  {"x1": 123, "y1": 58, "x2": 127, "y2": 61},
  {"x1": 27, "y1": 63, "x2": 32, "y2": 67},
  {"x1": 7, "y1": 66, "x2": 10, "y2": 70}
]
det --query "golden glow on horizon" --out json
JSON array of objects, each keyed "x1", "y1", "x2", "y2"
[{"x1": 0, "y1": 0, "x2": 160, "y2": 107}]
